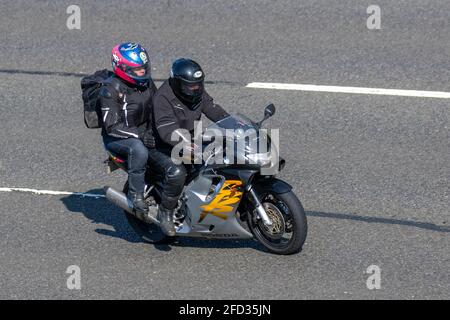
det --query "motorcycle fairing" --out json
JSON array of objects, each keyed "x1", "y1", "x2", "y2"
[
  {"x1": 176, "y1": 170, "x2": 253, "y2": 239},
  {"x1": 198, "y1": 180, "x2": 243, "y2": 222}
]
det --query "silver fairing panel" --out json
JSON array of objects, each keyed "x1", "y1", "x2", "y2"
[{"x1": 176, "y1": 173, "x2": 253, "y2": 239}]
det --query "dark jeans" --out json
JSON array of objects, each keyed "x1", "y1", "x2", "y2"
[
  {"x1": 147, "y1": 148, "x2": 187, "y2": 210},
  {"x1": 103, "y1": 135, "x2": 148, "y2": 195}
]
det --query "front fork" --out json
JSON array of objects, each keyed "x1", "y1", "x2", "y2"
[{"x1": 246, "y1": 185, "x2": 273, "y2": 226}]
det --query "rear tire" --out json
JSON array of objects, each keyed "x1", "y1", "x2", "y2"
[
  {"x1": 123, "y1": 182, "x2": 176, "y2": 244},
  {"x1": 247, "y1": 190, "x2": 307, "y2": 255}
]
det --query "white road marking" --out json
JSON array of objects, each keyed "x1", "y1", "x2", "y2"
[
  {"x1": 0, "y1": 187, "x2": 104, "y2": 198},
  {"x1": 246, "y1": 82, "x2": 450, "y2": 99}
]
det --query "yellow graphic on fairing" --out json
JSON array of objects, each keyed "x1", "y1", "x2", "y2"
[{"x1": 199, "y1": 180, "x2": 243, "y2": 222}]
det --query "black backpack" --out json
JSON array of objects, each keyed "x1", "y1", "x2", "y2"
[{"x1": 81, "y1": 69, "x2": 117, "y2": 129}]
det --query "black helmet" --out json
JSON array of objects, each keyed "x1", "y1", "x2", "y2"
[{"x1": 169, "y1": 58, "x2": 205, "y2": 108}]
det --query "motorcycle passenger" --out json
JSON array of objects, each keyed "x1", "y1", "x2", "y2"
[
  {"x1": 100, "y1": 42, "x2": 157, "y2": 214},
  {"x1": 150, "y1": 58, "x2": 230, "y2": 236}
]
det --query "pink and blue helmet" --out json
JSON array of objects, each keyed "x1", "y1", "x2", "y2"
[{"x1": 111, "y1": 42, "x2": 151, "y2": 87}]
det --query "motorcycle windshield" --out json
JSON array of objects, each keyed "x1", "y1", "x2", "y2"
[
  {"x1": 204, "y1": 114, "x2": 274, "y2": 166},
  {"x1": 207, "y1": 113, "x2": 255, "y2": 132}
]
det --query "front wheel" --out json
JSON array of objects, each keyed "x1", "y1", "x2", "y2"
[
  {"x1": 123, "y1": 182, "x2": 176, "y2": 244},
  {"x1": 247, "y1": 190, "x2": 307, "y2": 255}
]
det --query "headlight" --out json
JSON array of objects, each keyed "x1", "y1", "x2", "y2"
[{"x1": 245, "y1": 152, "x2": 272, "y2": 166}]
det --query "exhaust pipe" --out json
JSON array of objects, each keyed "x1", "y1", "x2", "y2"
[{"x1": 103, "y1": 186, "x2": 159, "y2": 225}]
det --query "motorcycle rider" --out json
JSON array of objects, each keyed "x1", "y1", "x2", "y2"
[
  {"x1": 100, "y1": 42, "x2": 157, "y2": 214},
  {"x1": 150, "y1": 58, "x2": 230, "y2": 236}
]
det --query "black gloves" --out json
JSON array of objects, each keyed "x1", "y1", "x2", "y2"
[{"x1": 140, "y1": 131, "x2": 155, "y2": 149}]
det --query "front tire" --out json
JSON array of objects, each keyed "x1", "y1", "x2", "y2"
[
  {"x1": 247, "y1": 190, "x2": 307, "y2": 255},
  {"x1": 123, "y1": 182, "x2": 175, "y2": 244}
]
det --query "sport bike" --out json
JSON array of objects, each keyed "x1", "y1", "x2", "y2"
[{"x1": 104, "y1": 104, "x2": 307, "y2": 255}]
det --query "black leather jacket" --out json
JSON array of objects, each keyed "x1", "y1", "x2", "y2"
[
  {"x1": 99, "y1": 76, "x2": 157, "y2": 139},
  {"x1": 152, "y1": 80, "x2": 229, "y2": 150}
]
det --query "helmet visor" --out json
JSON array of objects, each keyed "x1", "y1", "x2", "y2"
[
  {"x1": 181, "y1": 81, "x2": 204, "y2": 98},
  {"x1": 125, "y1": 63, "x2": 151, "y2": 82}
]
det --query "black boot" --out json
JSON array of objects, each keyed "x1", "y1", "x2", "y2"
[
  {"x1": 157, "y1": 206, "x2": 176, "y2": 236},
  {"x1": 127, "y1": 191, "x2": 149, "y2": 214}
]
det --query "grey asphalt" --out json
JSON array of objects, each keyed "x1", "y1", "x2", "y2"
[{"x1": 0, "y1": 0, "x2": 448, "y2": 299}]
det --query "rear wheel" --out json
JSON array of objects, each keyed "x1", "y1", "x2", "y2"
[
  {"x1": 123, "y1": 182, "x2": 176, "y2": 244},
  {"x1": 247, "y1": 190, "x2": 307, "y2": 255}
]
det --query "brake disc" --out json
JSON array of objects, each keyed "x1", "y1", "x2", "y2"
[{"x1": 259, "y1": 202, "x2": 286, "y2": 240}]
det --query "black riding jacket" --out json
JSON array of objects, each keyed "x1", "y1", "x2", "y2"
[
  {"x1": 99, "y1": 76, "x2": 157, "y2": 139},
  {"x1": 152, "y1": 80, "x2": 229, "y2": 150}
]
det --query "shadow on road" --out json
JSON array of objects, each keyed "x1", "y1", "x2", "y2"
[
  {"x1": 60, "y1": 188, "x2": 265, "y2": 252},
  {"x1": 60, "y1": 188, "x2": 449, "y2": 251},
  {"x1": 306, "y1": 211, "x2": 449, "y2": 233},
  {"x1": 167, "y1": 237, "x2": 263, "y2": 251},
  {"x1": 60, "y1": 188, "x2": 142, "y2": 243}
]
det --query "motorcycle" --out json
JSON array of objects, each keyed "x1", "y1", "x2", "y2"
[{"x1": 104, "y1": 104, "x2": 307, "y2": 255}]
